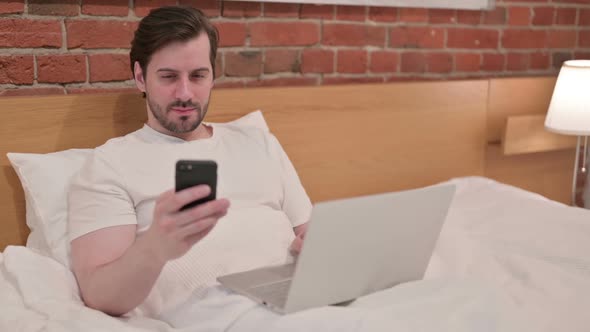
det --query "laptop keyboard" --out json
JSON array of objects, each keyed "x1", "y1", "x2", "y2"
[
  {"x1": 249, "y1": 279, "x2": 292, "y2": 308},
  {"x1": 265, "y1": 263, "x2": 296, "y2": 279}
]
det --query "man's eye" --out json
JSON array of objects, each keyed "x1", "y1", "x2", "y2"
[
  {"x1": 161, "y1": 75, "x2": 176, "y2": 79},
  {"x1": 192, "y1": 74, "x2": 206, "y2": 79}
]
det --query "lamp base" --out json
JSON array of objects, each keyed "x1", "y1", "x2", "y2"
[{"x1": 573, "y1": 136, "x2": 588, "y2": 207}]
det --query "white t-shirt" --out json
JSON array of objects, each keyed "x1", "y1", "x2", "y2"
[{"x1": 68, "y1": 123, "x2": 312, "y2": 316}]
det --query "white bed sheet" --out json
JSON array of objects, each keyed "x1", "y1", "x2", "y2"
[{"x1": 1, "y1": 176, "x2": 590, "y2": 331}]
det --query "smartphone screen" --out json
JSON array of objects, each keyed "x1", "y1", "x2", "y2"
[{"x1": 175, "y1": 160, "x2": 217, "y2": 211}]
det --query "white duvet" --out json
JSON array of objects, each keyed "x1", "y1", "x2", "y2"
[{"x1": 2, "y1": 177, "x2": 590, "y2": 332}]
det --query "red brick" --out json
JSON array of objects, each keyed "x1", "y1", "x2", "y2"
[
  {"x1": 215, "y1": 53, "x2": 222, "y2": 79},
  {"x1": 508, "y1": 7, "x2": 531, "y2": 26},
  {"x1": 507, "y1": 53, "x2": 528, "y2": 71},
  {"x1": 246, "y1": 77, "x2": 317, "y2": 88},
  {"x1": 455, "y1": 53, "x2": 481, "y2": 72},
  {"x1": 323, "y1": 77, "x2": 384, "y2": 85},
  {"x1": 548, "y1": 30, "x2": 577, "y2": 48},
  {"x1": 224, "y1": 51, "x2": 262, "y2": 77},
  {"x1": 580, "y1": 9, "x2": 590, "y2": 26},
  {"x1": 532, "y1": 7, "x2": 554, "y2": 26},
  {"x1": 552, "y1": 52, "x2": 573, "y2": 69},
  {"x1": 222, "y1": 1, "x2": 261, "y2": 18},
  {"x1": 323, "y1": 23, "x2": 385, "y2": 47},
  {"x1": 369, "y1": 7, "x2": 397, "y2": 22},
  {"x1": 366, "y1": 26, "x2": 386, "y2": 47},
  {"x1": 0, "y1": 1, "x2": 24, "y2": 14},
  {"x1": 502, "y1": 0, "x2": 548, "y2": 2},
  {"x1": 386, "y1": 76, "x2": 440, "y2": 83},
  {"x1": 555, "y1": 8, "x2": 576, "y2": 25},
  {"x1": 336, "y1": 5, "x2": 366, "y2": 21},
  {"x1": 0, "y1": 87, "x2": 64, "y2": 97},
  {"x1": 180, "y1": 0, "x2": 221, "y2": 17},
  {"x1": 300, "y1": 4, "x2": 334, "y2": 19},
  {"x1": 215, "y1": 22, "x2": 247, "y2": 47},
  {"x1": 580, "y1": 31, "x2": 590, "y2": 47},
  {"x1": 389, "y1": 27, "x2": 444, "y2": 49},
  {"x1": 481, "y1": 53, "x2": 505, "y2": 71},
  {"x1": 482, "y1": 7, "x2": 507, "y2": 25},
  {"x1": 0, "y1": 19, "x2": 61, "y2": 48},
  {"x1": 134, "y1": 0, "x2": 176, "y2": 17},
  {"x1": 264, "y1": 49, "x2": 299, "y2": 73},
  {"x1": 301, "y1": 49, "x2": 334, "y2": 73},
  {"x1": 429, "y1": 9, "x2": 456, "y2": 24},
  {"x1": 37, "y1": 55, "x2": 86, "y2": 84},
  {"x1": 530, "y1": 52, "x2": 550, "y2": 69},
  {"x1": 250, "y1": 22, "x2": 319, "y2": 46},
  {"x1": 29, "y1": 0, "x2": 78, "y2": 16},
  {"x1": 502, "y1": 29, "x2": 547, "y2": 49},
  {"x1": 264, "y1": 3, "x2": 299, "y2": 18},
  {"x1": 67, "y1": 20, "x2": 137, "y2": 49},
  {"x1": 66, "y1": 87, "x2": 136, "y2": 94},
  {"x1": 82, "y1": 0, "x2": 128, "y2": 16},
  {"x1": 447, "y1": 28, "x2": 499, "y2": 49},
  {"x1": 370, "y1": 51, "x2": 398, "y2": 73},
  {"x1": 401, "y1": 52, "x2": 426, "y2": 73},
  {"x1": 399, "y1": 8, "x2": 428, "y2": 23},
  {"x1": 456, "y1": 10, "x2": 481, "y2": 25},
  {"x1": 427, "y1": 52, "x2": 452, "y2": 73},
  {"x1": 552, "y1": 0, "x2": 590, "y2": 3},
  {"x1": 0, "y1": 56, "x2": 34, "y2": 84},
  {"x1": 89, "y1": 54, "x2": 132, "y2": 83},
  {"x1": 574, "y1": 52, "x2": 590, "y2": 60},
  {"x1": 337, "y1": 50, "x2": 367, "y2": 73}
]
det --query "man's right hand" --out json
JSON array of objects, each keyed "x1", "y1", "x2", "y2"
[
  {"x1": 70, "y1": 185, "x2": 229, "y2": 316},
  {"x1": 145, "y1": 185, "x2": 230, "y2": 264}
]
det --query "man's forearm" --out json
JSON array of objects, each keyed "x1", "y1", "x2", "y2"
[{"x1": 77, "y1": 234, "x2": 165, "y2": 316}]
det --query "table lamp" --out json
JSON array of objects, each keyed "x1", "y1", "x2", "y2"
[{"x1": 545, "y1": 60, "x2": 590, "y2": 206}]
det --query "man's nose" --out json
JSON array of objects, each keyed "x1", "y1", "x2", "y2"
[{"x1": 175, "y1": 77, "x2": 193, "y2": 101}]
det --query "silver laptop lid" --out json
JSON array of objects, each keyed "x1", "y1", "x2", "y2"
[{"x1": 284, "y1": 183, "x2": 456, "y2": 313}]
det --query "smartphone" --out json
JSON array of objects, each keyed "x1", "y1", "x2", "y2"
[{"x1": 175, "y1": 160, "x2": 217, "y2": 211}]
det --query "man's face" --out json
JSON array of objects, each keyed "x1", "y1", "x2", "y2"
[{"x1": 134, "y1": 33, "x2": 214, "y2": 137}]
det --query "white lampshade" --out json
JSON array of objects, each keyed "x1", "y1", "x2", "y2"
[{"x1": 545, "y1": 60, "x2": 590, "y2": 136}]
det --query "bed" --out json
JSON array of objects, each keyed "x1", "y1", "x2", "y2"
[{"x1": 1, "y1": 77, "x2": 589, "y2": 331}]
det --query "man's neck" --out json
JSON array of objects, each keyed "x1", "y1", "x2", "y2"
[{"x1": 146, "y1": 122, "x2": 213, "y2": 141}]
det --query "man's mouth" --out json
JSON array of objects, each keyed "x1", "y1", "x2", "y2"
[{"x1": 170, "y1": 107, "x2": 197, "y2": 114}]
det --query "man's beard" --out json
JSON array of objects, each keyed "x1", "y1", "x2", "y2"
[{"x1": 147, "y1": 94, "x2": 209, "y2": 134}]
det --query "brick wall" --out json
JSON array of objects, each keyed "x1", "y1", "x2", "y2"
[{"x1": 1, "y1": 0, "x2": 589, "y2": 96}]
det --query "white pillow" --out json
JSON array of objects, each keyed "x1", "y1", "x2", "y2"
[
  {"x1": 7, "y1": 111, "x2": 269, "y2": 267},
  {"x1": 7, "y1": 149, "x2": 92, "y2": 267},
  {"x1": 222, "y1": 109, "x2": 269, "y2": 131}
]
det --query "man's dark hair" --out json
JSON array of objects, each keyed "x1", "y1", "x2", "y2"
[{"x1": 130, "y1": 6, "x2": 219, "y2": 81}]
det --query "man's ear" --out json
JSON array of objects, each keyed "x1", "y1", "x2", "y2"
[{"x1": 134, "y1": 61, "x2": 146, "y2": 93}]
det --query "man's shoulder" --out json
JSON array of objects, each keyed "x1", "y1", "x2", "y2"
[
  {"x1": 215, "y1": 123, "x2": 287, "y2": 160},
  {"x1": 94, "y1": 129, "x2": 144, "y2": 153},
  {"x1": 216, "y1": 122, "x2": 273, "y2": 144},
  {"x1": 86, "y1": 130, "x2": 150, "y2": 169},
  {"x1": 77, "y1": 130, "x2": 156, "y2": 180}
]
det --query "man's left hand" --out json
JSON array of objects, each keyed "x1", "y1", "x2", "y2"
[{"x1": 289, "y1": 223, "x2": 307, "y2": 256}]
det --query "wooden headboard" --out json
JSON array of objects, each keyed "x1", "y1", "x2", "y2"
[{"x1": 0, "y1": 77, "x2": 573, "y2": 250}]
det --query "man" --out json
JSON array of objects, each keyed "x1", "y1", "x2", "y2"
[{"x1": 68, "y1": 6, "x2": 309, "y2": 318}]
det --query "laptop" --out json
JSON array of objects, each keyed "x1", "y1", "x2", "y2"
[{"x1": 217, "y1": 183, "x2": 456, "y2": 314}]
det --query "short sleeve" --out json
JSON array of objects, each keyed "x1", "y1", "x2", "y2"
[
  {"x1": 68, "y1": 149, "x2": 137, "y2": 241},
  {"x1": 267, "y1": 134, "x2": 312, "y2": 228}
]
